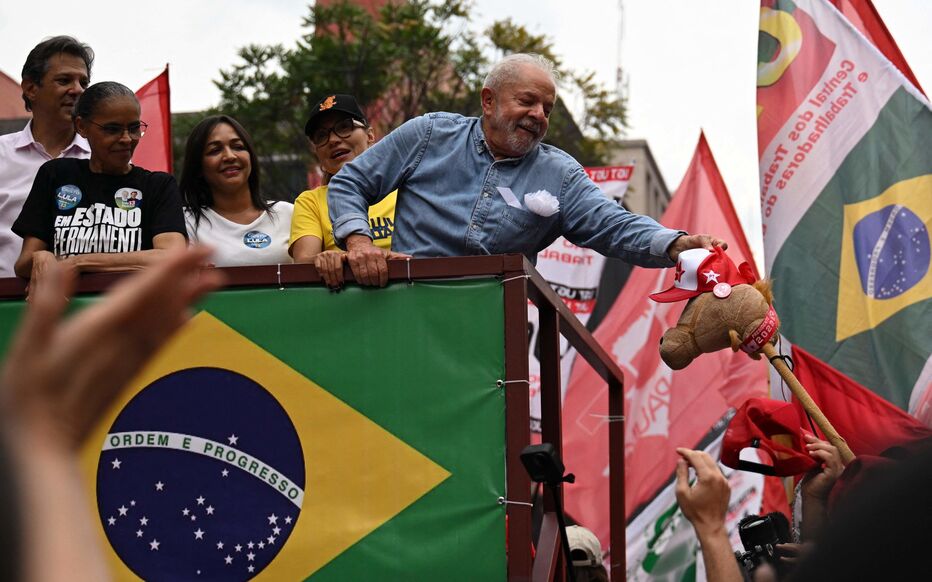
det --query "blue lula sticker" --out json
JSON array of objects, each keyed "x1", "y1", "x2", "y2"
[
  {"x1": 55, "y1": 185, "x2": 82, "y2": 210},
  {"x1": 243, "y1": 231, "x2": 272, "y2": 249}
]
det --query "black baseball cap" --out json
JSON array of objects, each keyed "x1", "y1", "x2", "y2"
[{"x1": 304, "y1": 94, "x2": 367, "y2": 137}]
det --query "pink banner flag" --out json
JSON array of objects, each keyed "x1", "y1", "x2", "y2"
[
  {"x1": 562, "y1": 133, "x2": 769, "y2": 557},
  {"x1": 133, "y1": 66, "x2": 172, "y2": 173}
]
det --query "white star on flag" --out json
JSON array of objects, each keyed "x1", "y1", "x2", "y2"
[
  {"x1": 155, "y1": 481, "x2": 164, "y2": 491},
  {"x1": 111, "y1": 458, "x2": 121, "y2": 469},
  {"x1": 248, "y1": 565, "x2": 255, "y2": 573},
  {"x1": 247, "y1": 552, "x2": 255, "y2": 561},
  {"x1": 227, "y1": 434, "x2": 238, "y2": 445},
  {"x1": 182, "y1": 508, "x2": 190, "y2": 516},
  {"x1": 284, "y1": 516, "x2": 292, "y2": 524},
  {"x1": 221, "y1": 469, "x2": 229, "y2": 477},
  {"x1": 267, "y1": 535, "x2": 276, "y2": 545},
  {"x1": 107, "y1": 516, "x2": 116, "y2": 526},
  {"x1": 235, "y1": 544, "x2": 242, "y2": 552},
  {"x1": 194, "y1": 528, "x2": 205, "y2": 540},
  {"x1": 136, "y1": 530, "x2": 143, "y2": 538},
  {"x1": 258, "y1": 542, "x2": 265, "y2": 549},
  {"x1": 216, "y1": 541, "x2": 224, "y2": 550},
  {"x1": 190, "y1": 515, "x2": 197, "y2": 522},
  {"x1": 149, "y1": 539, "x2": 160, "y2": 551},
  {"x1": 130, "y1": 500, "x2": 136, "y2": 506},
  {"x1": 196, "y1": 495, "x2": 205, "y2": 505},
  {"x1": 272, "y1": 526, "x2": 280, "y2": 535},
  {"x1": 118, "y1": 505, "x2": 128, "y2": 516},
  {"x1": 139, "y1": 517, "x2": 149, "y2": 526},
  {"x1": 224, "y1": 555, "x2": 233, "y2": 565},
  {"x1": 703, "y1": 269, "x2": 721, "y2": 283},
  {"x1": 247, "y1": 542, "x2": 254, "y2": 549},
  {"x1": 267, "y1": 514, "x2": 278, "y2": 525},
  {"x1": 206, "y1": 506, "x2": 214, "y2": 515}
]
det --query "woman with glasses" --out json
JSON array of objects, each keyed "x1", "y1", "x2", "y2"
[
  {"x1": 179, "y1": 115, "x2": 293, "y2": 266},
  {"x1": 290, "y1": 94, "x2": 399, "y2": 288},
  {"x1": 12, "y1": 81, "x2": 186, "y2": 283}
]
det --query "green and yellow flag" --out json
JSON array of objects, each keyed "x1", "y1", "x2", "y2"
[
  {"x1": 0, "y1": 280, "x2": 509, "y2": 580},
  {"x1": 757, "y1": 0, "x2": 931, "y2": 413}
]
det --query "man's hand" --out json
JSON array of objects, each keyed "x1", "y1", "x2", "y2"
[
  {"x1": 345, "y1": 234, "x2": 389, "y2": 287},
  {"x1": 667, "y1": 234, "x2": 728, "y2": 262},
  {"x1": 675, "y1": 447, "x2": 731, "y2": 536},
  {"x1": 1, "y1": 245, "x2": 224, "y2": 450}
]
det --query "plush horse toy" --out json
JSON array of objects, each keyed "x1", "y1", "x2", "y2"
[{"x1": 651, "y1": 246, "x2": 854, "y2": 463}]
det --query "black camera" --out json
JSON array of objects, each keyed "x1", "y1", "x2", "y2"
[{"x1": 734, "y1": 512, "x2": 790, "y2": 575}]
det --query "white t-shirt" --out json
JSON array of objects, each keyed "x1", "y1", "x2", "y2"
[
  {"x1": 0, "y1": 121, "x2": 90, "y2": 277},
  {"x1": 184, "y1": 202, "x2": 294, "y2": 267}
]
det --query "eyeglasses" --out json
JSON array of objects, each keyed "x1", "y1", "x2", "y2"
[
  {"x1": 86, "y1": 120, "x2": 148, "y2": 138},
  {"x1": 310, "y1": 118, "x2": 366, "y2": 146}
]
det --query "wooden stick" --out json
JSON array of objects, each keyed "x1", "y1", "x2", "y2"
[{"x1": 762, "y1": 343, "x2": 856, "y2": 464}]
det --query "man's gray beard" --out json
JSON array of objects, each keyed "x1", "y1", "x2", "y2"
[{"x1": 491, "y1": 107, "x2": 542, "y2": 156}]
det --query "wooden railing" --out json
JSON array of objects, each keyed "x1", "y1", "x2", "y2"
[{"x1": 0, "y1": 255, "x2": 627, "y2": 581}]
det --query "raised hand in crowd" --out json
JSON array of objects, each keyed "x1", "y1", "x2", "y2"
[
  {"x1": 674, "y1": 447, "x2": 743, "y2": 582},
  {"x1": 799, "y1": 432, "x2": 845, "y2": 540},
  {"x1": 0, "y1": 246, "x2": 223, "y2": 581}
]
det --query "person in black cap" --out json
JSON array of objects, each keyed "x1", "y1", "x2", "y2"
[{"x1": 289, "y1": 94, "x2": 404, "y2": 288}]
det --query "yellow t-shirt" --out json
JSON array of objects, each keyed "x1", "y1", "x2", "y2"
[{"x1": 290, "y1": 185, "x2": 396, "y2": 252}]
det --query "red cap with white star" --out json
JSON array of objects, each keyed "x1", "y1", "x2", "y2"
[{"x1": 649, "y1": 246, "x2": 755, "y2": 303}]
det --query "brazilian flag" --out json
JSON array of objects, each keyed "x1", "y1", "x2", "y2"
[
  {"x1": 0, "y1": 280, "x2": 508, "y2": 580},
  {"x1": 757, "y1": 0, "x2": 931, "y2": 409}
]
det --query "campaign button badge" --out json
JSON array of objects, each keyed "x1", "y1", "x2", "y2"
[
  {"x1": 55, "y1": 185, "x2": 82, "y2": 210},
  {"x1": 713, "y1": 282, "x2": 732, "y2": 298},
  {"x1": 115, "y1": 188, "x2": 143, "y2": 210},
  {"x1": 244, "y1": 231, "x2": 272, "y2": 249}
]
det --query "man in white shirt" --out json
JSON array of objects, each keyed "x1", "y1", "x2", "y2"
[{"x1": 0, "y1": 36, "x2": 94, "y2": 278}]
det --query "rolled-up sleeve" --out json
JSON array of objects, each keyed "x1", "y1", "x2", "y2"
[
  {"x1": 560, "y1": 167, "x2": 683, "y2": 267},
  {"x1": 328, "y1": 115, "x2": 432, "y2": 249}
]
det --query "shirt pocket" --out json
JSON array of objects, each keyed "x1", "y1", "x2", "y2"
[{"x1": 488, "y1": 207, "x2": 550, "y2": 255}]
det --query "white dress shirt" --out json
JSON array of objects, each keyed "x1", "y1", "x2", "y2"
[{"x1": 0, "y1": 120, "x2": 90, "y2": 277}]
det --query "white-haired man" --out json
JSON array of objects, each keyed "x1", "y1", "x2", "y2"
[{"x1": 327, "y1": 53, "x2": 725, "y2": 286}]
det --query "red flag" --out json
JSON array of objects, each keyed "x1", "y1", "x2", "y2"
[
  {"x1": 134, "y1": 66, "x2": 172, "y2": 173},
  {"x1": 562, "y1": 134, "x2": 769, "y2": 551},
  {"x1": 828, "y1": 0, "x2": 925, "y2": 95},
  {"x1": 782, "y1": 343, "x2": 932, "y2": 455}
]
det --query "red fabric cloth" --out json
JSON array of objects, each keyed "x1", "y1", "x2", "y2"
[
  {"x1": 789, "y1": 345, "x2": 932, "y2": 456},
  {"x1": 562, "y1": 133, "x2": 769, "y2": 552},
  {"x1": 134, "y1": 66, "x2": 172, "y2": 173}
]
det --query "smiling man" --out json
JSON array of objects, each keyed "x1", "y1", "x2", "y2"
[
  {"x1": 0, "y1": 36, "x2": 94, "y2": 278},
  {"x1": 327, "y1": 53, "x2": 725, "y2": 286}
]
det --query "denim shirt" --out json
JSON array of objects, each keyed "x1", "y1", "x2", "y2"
[{"x1": 329, "y1": 113, "x2": 682, "y2": 266}]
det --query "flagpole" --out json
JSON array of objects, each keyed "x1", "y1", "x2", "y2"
[{"x1": 762, "y1": 343, "x2": 855, "y2": 463}]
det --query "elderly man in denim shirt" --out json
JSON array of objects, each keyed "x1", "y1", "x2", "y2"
[{"x1": 328, "y1": 53, "x2": 725, "y2": 286}]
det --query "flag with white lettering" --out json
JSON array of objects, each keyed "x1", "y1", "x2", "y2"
[
  {"x1": 562, "y1": 134, "x2": 770, "y2": 562},
  {"x1": 528, "y1": 167, "x2": 631, "y2": 432},
  {"x1": 757, "y1": 0, "x2": 931, "y2": 416}
]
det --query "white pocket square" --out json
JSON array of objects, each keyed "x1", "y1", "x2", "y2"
[{"x1": 524, "y1": 190, "x2": 560, "y2": 217}]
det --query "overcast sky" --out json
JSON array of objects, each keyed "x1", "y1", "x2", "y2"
[{"x1": 1, "y1": 0, "x2": 928, "y2": 265}]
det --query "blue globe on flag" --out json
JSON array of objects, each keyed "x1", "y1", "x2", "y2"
[
  {"x1": 852, "y1": 204, "x2": 930, "y2": 300},
  {"x1": 96, "y1": 367, "x2": 306, "y2": 581}
]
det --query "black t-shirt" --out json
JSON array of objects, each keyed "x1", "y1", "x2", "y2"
[{"x1": 12, "y1": 158, "x2": 186, "y2": 257}]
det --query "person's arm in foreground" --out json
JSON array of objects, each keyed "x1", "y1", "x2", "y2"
[
  {"x1": 0, "y1": 246, "x2": 223, "y2": 581},
  {"x1": 329, "y1": 116, "x2": 427, "y2": 286},
  {"x1": 675, "y1": 447, "x2": 743, "y2": 582}
]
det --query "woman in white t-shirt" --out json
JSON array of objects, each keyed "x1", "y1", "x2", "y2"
[{"x1": 179, "y1": 115, "x2": 293, "y2": 266}]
